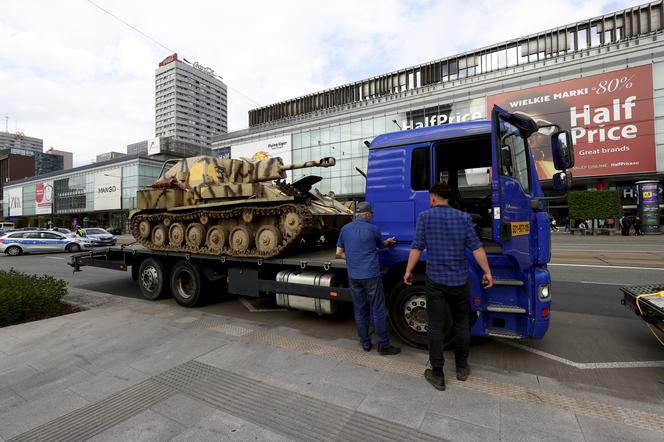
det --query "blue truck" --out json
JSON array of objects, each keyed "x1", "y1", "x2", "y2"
[{"x1": 70, "y1": 106, "x2": 574, "y2": 348}]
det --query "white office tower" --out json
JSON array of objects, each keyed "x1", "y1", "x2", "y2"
[{"x1": 155, "y1": 54, "x2": 228, "y2": 146}]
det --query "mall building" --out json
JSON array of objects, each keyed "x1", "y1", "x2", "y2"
[
  {"x1": 2, "y1": 155, "x2": 164, "y2": 232},
  {"x1": 212, "y1": 1, "x2": 664, "y2": 219}
]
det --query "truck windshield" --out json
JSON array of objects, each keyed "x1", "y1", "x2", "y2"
[{"x1": 501, "y1": 121, "x2": 530, "y2": 194}]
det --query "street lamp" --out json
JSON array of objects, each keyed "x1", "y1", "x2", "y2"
[{"x1": 392, "y1": 119, "x2": 403, "y2": 130}]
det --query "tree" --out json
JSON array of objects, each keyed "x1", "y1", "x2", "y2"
[{"x1": 567, "y1": 190, "x2": 622, "y2": 234}]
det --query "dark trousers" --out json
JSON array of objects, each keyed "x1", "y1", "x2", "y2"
[
  {"x1": 349, "y1": 277, "x2": 391, "y2": 348},
  {"x1": 425, "y1": 277, "x2": 470, "y2": 373}
]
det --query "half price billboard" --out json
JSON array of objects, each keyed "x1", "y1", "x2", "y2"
[{"x1": 488, "y1": 65, "x2": 655, "y2": 179}]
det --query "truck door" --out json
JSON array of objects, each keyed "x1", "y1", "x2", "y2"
[{"x1": 491, "y1": 106, "x2": 534, "y2": 271}]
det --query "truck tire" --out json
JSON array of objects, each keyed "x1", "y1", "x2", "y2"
[
  {"x1": 170, "y1": 260, "x2": 205, "y2": 307},
  {"x1": 388, "y1": 275, "x2": 454, "y2": 349},
  {"x1": 138, "y1": 257, "x2": 169, "y2": 300}
]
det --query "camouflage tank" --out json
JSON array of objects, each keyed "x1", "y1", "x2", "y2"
[{"x1": 129, "y1": 155, "x2": 352, "y2": 258}]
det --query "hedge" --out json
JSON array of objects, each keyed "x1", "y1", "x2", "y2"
[
  {"x1": 0, "y1": 269, "x2": 68, "y2": 327},
  {"x1": 568, "y1": 190, "x2": 622, "y2": 221}
]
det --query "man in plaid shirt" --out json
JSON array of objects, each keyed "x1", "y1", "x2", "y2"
[{"x1": 404, "y1": 182, "x2": 493, "y2": 391}]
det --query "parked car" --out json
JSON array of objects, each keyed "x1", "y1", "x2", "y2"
[
  {"x1": 82, "y1": 228, "x2": 117, "y2": 246},
  {"x1": 105, "y1": 226, "x2": 122, "y2": 235},
  {"x1": 0, "y1": 230, "x2": 87, "y2": 256}
]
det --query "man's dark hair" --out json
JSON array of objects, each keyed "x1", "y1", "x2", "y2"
[{"x1": 429, "y1": 182, "x2": 452, "y2": 199}]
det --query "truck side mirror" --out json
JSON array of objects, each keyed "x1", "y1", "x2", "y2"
[
  {"x1": 551, "y1": 131, "x2": 574, "y2": 170},
  {"x1": 552, "y1": 171, "x2": 572, "y2": 191}
]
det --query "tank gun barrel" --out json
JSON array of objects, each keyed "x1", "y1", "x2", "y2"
[{"x1": 278, "y1": 157, "x2": 336, "y2": 173}]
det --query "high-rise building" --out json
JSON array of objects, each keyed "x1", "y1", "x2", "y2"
[
  {"x1": 155, "y1": 53, "x2": 227, "y2": 147},
  {"x1": 45, "y1": 148, "x2": 73, "y2": 169},
  {"x1": 0, "y1": 152, "x2": 35, "y2": 216},
  {"x1": 0, "y1": 131, "x2": 43, "y2": 153}
]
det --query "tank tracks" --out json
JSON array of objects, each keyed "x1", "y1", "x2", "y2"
[{"x1": 130, "y1": 204, "x2": 322, "y2": 258}]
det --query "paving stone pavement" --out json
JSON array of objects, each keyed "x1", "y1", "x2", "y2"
[{"x1": 0, "y1": 287, "x2": 663, "y2": 441}]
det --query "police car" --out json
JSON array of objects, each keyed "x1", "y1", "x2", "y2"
[{"x1": 0, "y1": 229, "x2": 88, "y2": 256}]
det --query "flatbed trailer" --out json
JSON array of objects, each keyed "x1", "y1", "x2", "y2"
[
  {"x1": 621, "y1": 284, "x2": 664, "y2": 334},
  {"x1": 70, "y1": 244, "x2": 354, "y2": 315}
]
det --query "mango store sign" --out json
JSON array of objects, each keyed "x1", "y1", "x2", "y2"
[{"x1": 94, "y1": 169, "x2": 121, "y2": 210}]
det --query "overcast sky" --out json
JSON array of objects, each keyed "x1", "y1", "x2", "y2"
[{"x1": 0, "y1": 0, "x2": 640, "y2": 165}]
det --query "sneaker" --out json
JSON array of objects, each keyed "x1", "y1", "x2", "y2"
[
  {"x1": 363, "y1": 344, "x2": 373, "y2": 352},
  {"x1": 377, "y1": 345, "x2": 401, "y2": 356},
  {"x1": 456, "y1": 365, "x2": 470, "y2": 381},
  {"x1": 424, "y1": 369, "x2": 446, "y2": 391}
]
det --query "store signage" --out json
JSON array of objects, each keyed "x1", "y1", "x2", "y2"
[
  {"x1": 93, "y1": 169, "x2": 121, "y2": 211},
  {"x1": 488, "y1": 65, "x2": 655, "y2": 179},
  {"x1": 402, "y1": 102, "x2": 485, "y2": 130},
  {"x1": 35, "y1": 181, "x2": 53, "y2": 215},
  {"x1": 231, "y1": 136, "x2": 292, "y2": 178},
  {"x1": 231, "y1": 136, "x2": 291, "y2": 163},
  {"x1": 148, "y1": 137, "x2": 161, "y2": 156},
  {"x1": 193, "y1": 61, "x2": 215, "y2": 77},
  {"x1": 8, "y1": 187, "x2": 22, "y2": 217},
  {"x1": 216, "y1": 146, "x2": 231, "y2": 159}
]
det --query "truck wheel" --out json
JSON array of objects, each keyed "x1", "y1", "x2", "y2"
[
  {"x1": 138, "y1": 257, "x2": 169, "y2": 300},
  {"x1": 388, "y1": 275, "x2": 454, "y2": 349},
  {"x1": 170, "y1": 260, "x2": 205, "y2": 307}
]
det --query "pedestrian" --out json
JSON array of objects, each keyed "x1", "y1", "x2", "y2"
[
  {"x1": 633, "y1": 217, "x2": 643, "y2": 236},
  {"x1": 403, "y1": 183, "x2": 493, "y2": 391},
  {"x1": 619, "y1": 215, "x2": 630, "y2": 236},
  {"x1": 336, "y1": 202, "x2": 400, "y2": 355},
  {"x1": 563, "y1": 216, "x2": 570, "y2": 233},
  {"x1": 550, "y1": 218, "x2": 558, "y2": 232},
  {"x1": 579, "y1": 220, "x2": 588, "y2": 236},
  {"x1": 75, "y1": 225, "x2": 85, "y2": 237}
]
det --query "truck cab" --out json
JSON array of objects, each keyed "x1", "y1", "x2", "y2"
[{"x1": 367, "y1": 106, "x2": 573, "y2": 347}]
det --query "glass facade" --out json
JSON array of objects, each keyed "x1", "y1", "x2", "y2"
[
  {"x1": 253, "y1": 98, "x2": 485, "y2": 196},
  {"x1": 2, "y1": 158, "x2": 162, "y2": 230}
]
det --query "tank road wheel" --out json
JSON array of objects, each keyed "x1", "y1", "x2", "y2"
[
  {"x1": 229, "y1": 226, "x2": 253, "y2": 254},
  {"x1": 206, "y1": 226, "x2": 228, "y2": 253},
  {"x1": 185, "y1": 223, "x2": 206, "y2": 248},
  {"x1": 281, "y1": 212, "x2": 303, "y2": 238},
  {"x1": 138, "y1": 257, "x2": 169, "y2": 300},
  {"x1": 169, "y1": 222, "x2": 186, "y2": 247},
  {"x1": 170, "y1": 260, "x2": 205, "y2": 307},
  {"x1": 138, "y1": 219, "x2": 152, "y2": 239},
  {"x1": 256, "y1": 225, "x2": 282, "y2": 255},
  {"x1": 151, "y1": 224, "x2": 168, "y2": 247}
]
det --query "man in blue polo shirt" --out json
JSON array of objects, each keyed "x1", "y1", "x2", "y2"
[
  {"x1": 336, "y1": 202, "x2": 400, "y2": 355},
  {"x1": 404, "y1": 183, "x2": 493, "y2": 390}
]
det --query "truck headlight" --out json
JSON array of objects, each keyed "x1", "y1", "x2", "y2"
[{"x1": 539, "y1": 284, "x2": 551, "y2": 300}]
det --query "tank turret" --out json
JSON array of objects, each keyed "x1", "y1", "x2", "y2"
[{"x1": 130, "y1": 155, "x2": 351, "y2": 258}]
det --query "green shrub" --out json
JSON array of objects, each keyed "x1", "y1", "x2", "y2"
[
  {"x1": 568, "y1": 190, "x2": 622, "y2": 220},
  {"x1": 0, "y1": 269, "x2": 68, "y2": 327}
]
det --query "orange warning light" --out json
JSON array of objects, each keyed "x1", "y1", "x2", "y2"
[
  {"x1": 329, "y1": 292, "x2": 338, "y2": 297},
  {"x1": 542, "y1": 307, "x2": 550, "y2": 318},
  {"x1": 473, "y1": 298, "x2": 481, "y2": 305}
]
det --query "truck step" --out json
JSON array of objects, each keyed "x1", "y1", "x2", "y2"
[
  {"x1": 492, "y1": 279, "x2": 524, "y2": 287},
  {"x1": 486, "y1": 304, "x2": 526, "y2": 314},
  {"x1": 486, "y1": 328, "x2": 525, "y2": 339}
]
